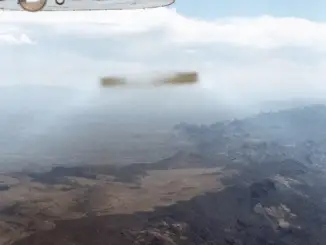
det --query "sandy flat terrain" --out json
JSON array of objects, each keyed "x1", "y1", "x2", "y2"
[{"x1": 0, "y1": 161, "x2": 230, "y2": 244}]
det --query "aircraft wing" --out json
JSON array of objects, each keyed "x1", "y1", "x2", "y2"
[{"x1": 0, "y1": 0, "x2": 174, "y2": 11}]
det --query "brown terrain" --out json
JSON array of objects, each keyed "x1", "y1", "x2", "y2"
[
  {"x1": 0, "y1": 152, "x2": 232, "y2": 244},
  {"x1": 1, "y1": 105, "x2": 326, "y2": 245}
]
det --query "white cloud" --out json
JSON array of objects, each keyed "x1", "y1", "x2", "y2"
[
  {"x1": 1, "y1": 8, "x2": 326, "y2": 108},
  {"x1": 0, "y1": 31, "x2": 34, "y2": 44}
]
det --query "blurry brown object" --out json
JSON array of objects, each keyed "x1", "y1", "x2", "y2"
[
  {"x1": 100, "y1": 76, "x2": 127, "y2": 87},
  {"x1": 159, "y1": 71, "x2": 199, "y2": 86},
  {"x1": 100, "y1": 72, "x2": 199, "y2": 89}
]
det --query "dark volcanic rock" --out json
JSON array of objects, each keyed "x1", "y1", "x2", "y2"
[
  {"x1": 250, "y1": 179, "x2": 276, "y2": 199},
  {"x1": 175, "y1": 104, "x2": 326, "y2": 167}
]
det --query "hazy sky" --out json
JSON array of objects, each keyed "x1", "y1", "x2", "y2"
[
  {"x1": 0, "y1": 1, "x2": 326, "y2": 108},
  {"x1": 175, "y1": 0, "x2": 326, "y2": 21},
  {"x1": 1, "y1": 1, "x2": 326, "y2": 170}
]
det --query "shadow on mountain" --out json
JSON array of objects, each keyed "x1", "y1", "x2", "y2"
[{"x1": 26, "y1": 151, "x2": 222, "y2": 185}]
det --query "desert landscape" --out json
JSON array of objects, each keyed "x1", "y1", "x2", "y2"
[
  {"x1": 0, "y1": 151, "x2": 231, "y2": 244},
  {"x1": 0, "y1": 104, "x2": 326, "y2": 244}
]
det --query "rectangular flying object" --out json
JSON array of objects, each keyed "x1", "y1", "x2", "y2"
[
  {"x1": 100, "y1": 72, "x2": 199, "y2": 88},
  {"x1": 1, "y1": 0, "x2": 175, "y2": 11}
]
